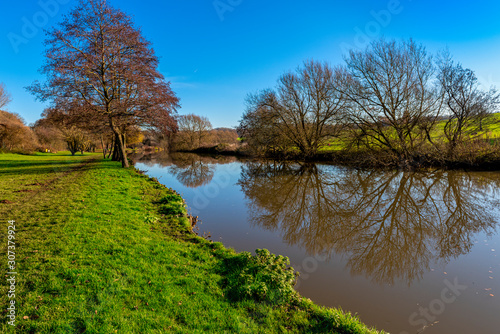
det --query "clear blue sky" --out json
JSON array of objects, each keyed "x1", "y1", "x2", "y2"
[{"x1": 1, "y1": 0, "x2": 500, "y2": 128}]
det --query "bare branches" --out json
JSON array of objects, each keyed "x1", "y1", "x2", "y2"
[
  {"x1": 239, "y1": 60, "x2": 348, "y2": 158},
  {"x1": 341, "y1": 39, "x2": 440, "y2": 162},
  {"x1": 176, "y1": 114, "x2": 213, "y2": 150},
  {"x1": 27, "y1": 0, "x2": 179, "y2": 167},
  {"x1": 437, "y1": 51, "x2": 499, "y2": 158},
  {"x1": 239, "y1": 39, "x2": 500, "y2": 167},
  {"x1": 0, "y1": 83, "x2": 12, "y2": 110}
]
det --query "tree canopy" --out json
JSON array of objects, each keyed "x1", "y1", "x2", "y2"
[{"x1": 28, "y1": 0, "x2": 179, "y2": 167}]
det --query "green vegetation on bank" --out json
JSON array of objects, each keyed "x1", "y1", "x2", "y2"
[
  {"x1": 0, "y1": 152, "x2": 385, "y2": 333},
  {"x1": 320, "y1": 113, "x2": 500, "y2": 152}
]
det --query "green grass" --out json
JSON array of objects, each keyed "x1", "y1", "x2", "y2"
[
  {"x1": 0, "y1": 152, "x2": 385, "y2": 333},
  {"x1": 319, "y1": 112, "x2": 500, "y2": 153}
]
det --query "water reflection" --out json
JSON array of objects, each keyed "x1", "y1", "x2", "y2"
[
  {"x1": 238, "y1": 162, "x2": 500, "y2": 285},
  {"x1": 133, "y1": 152, "x2": 237, "y2": 188}
]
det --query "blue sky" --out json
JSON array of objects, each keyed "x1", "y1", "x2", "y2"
[{"x1": 1, "y1": 0, "x2": 500, "y2": 128}]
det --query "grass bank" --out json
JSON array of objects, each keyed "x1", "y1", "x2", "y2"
[{"x1": 0, "y1": 152, "x2": 385, "y2": 333}]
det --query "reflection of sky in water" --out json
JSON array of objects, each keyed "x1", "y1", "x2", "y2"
[{"x1": 136, "y1": 155, "x2": 500, "y2": 334}]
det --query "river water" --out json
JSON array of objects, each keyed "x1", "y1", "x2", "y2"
[{"x1": 134, "y1": 152, "x2": 500, "y2": 334}]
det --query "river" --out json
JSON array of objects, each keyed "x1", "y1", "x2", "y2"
[{"x1": 133, "y1": 152, "x2": 500, "y2": 334}]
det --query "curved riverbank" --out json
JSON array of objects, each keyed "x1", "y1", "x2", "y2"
[{"x1": 0, "y1": 152, "x2": 385, "y2": 333}]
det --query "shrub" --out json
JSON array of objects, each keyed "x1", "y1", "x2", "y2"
[{"x1": 221, "y1": 249, "x2": 298, "y2": 304}]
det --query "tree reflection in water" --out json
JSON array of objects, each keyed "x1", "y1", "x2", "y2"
[
  {"x1": 169, "y1": 154, "x2": 216, "y2": 188},
  {"x1": 135, "y1": 152, "x2": 237, "y2": 188},
  {"x1": 238, "y1": 162, "x2": 500, "y2": 285}
]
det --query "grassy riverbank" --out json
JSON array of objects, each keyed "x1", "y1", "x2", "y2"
[{"x1": 0, "y1": 152, "x2": 384, "y2": 333}]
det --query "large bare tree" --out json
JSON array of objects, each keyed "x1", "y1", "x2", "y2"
[
  {"x1": 240, "y1": 60, "x2": 348, "y2": 158},
  {"x1": 28, "y1": 0, "x2": 179, "y2": 167},
  {"x1": 341, "y1": 39, "x2": 442, "y2": 164}
]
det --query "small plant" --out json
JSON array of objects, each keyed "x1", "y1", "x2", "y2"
[
  {"x1": 144, "y1": 215, "x2": 159, "y2": 224},
  {"x1": 221, "y1": 249, "x2": 298, "y2": 304}
]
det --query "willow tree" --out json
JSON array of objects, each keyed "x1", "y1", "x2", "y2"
[{"x1": 28, "y1": 0, "x2": 179, "y2": 167}]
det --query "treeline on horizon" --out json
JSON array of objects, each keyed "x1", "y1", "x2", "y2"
[
  {"x1": 237, "y1": 39, "x2": 500, "y2": 168},
  {"x1": 0, "y1": 106, "x2": 239, "y2": 159}
]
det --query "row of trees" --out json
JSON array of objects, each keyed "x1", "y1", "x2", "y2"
[
  {"x1": 0, "y1": 102, "x2": 104, "y2": 155},
  {"x1": 238, "y1": 39, "x2": 499, "y2": 165},
  {"x1": 0, "y1": 110, "x2": 39, "y2": 151},
  {"x1": 2, "y1": 77, "x2": 234, "y2": 156},
  {"x1": 173, "y1": 114, "x2": 238, "y2": 151}
]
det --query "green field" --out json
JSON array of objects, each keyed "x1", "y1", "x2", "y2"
[
  {"x1": 0, "y1": 152, "x2": 384, "y2": 333},
  {"x1": 319, "y1": 112, "x2": 500, "y2": 153}
]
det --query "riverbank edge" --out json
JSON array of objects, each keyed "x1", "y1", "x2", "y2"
[
  {"x1": 173, "y1": 146, "x2": 500, "y2": 171},
  {"x1": 0, "y1": 152, "x2": 386, "y2": 334},
  {"x1": 131, "y1": 159, "x2": 386, "y2": 334}
]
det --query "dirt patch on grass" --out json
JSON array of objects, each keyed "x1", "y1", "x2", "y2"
[
  {"x1": 0, "y1": 200, "x2": 14, "y2": 204},
  {"x1": 28, "y1": 182, "x2": 45, "y2": 186}
]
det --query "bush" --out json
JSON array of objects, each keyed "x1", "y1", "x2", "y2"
[{"x1": 221, "y1": 249, "x2": 298, "y2": 304}]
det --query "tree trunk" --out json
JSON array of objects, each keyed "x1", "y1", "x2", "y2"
[
  {"x1": 107, "y1": 136, "x2": 114, "y2": 159},
  {"x1": 115, "y1": 131, "x2": 129, "y2": 168},
  {"x1": 109, "y1": 118, "x2": 129, "y2": 168},
  {"x1": 112, "y1": 133, "x2": 121, "y2": 161}
]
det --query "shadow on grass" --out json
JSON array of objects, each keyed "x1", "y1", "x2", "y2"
[{"x1": 0, "y1": 158, "x2": 121, "y2": 177}]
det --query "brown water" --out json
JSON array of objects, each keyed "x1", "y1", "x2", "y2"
[{"x1": 134, "y1": 152, "x2": 500, "y2": 334}]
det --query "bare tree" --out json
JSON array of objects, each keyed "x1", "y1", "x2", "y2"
[
  {"x1": 62, "y1": 126, "x2": 86, "y2": 156},
  {"x1": 28, "y1": 0, "x2": 179, "y2": 167},
  {"x1": 240, "y1": 60, "x2": 348, "y2": 158},
  {"x1": 437, "y1": 52, "x2": 499, "y2": 158},
  {"x1": 341, "y1": 39, "x2": 442, "y2": 165},
  {"x1": 0, "y1": 83, "x2": 12, "y2": 110},
  {"x1": 176, "y1": 114, "x2": 212, "y2": 149},
  {"x1": 238, "y1": 94, "x2": 289, "y2": 155}
]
